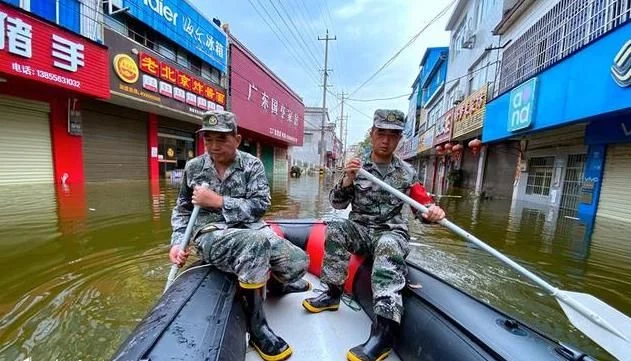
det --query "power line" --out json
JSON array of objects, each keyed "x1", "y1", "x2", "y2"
[
  {"x1": 348, "y1": 0, "x2": 457, "y2": 98},
  {"x1": 247, "y1": 0, "x2": 321, "y2": 85},
  {"x1": 347, "y1": 93, "x2": 412, "y2": 102},
  {"x1": 268, "y1": 0, "x2": 322, "y2": 68}
]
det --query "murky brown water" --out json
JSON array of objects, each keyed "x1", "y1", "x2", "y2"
[{"x1": 0, "y1": 175, "x2": 629, "y2": 360}]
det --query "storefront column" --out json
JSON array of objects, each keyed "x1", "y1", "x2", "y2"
[
  {"x1": 474, "y1": 145, "x2": 487, "y2": 196},
  {"x1": 197, "y1": 132, "x2": 205, "y2": 156},
  {"x1": 50, "y1": 97, "x2": 84, "y2": 184},
  {"x1": 578, "y1": 144, "x2": 606, "y2": 226},
  {"x1": 256, "y1": 141, "x2": 262, "y2": 158},
  {"x1": 148, "y1": 113, "x2": 159, "y2": 181}
]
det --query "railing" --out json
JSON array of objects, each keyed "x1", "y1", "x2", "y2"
[{"x1": 499, "y1": 0, "x2": 631, "y2": 93}]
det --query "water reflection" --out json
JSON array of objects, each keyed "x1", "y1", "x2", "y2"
[{"x1": 0, "y1": 175, "x2": 629, "y2": 361}]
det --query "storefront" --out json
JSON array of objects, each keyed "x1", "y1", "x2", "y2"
[
  {"x1": 417, "y1": 125, "x2": 436, "y2": 188},
  {"x1": 104, "y1": 27, "x2": 227, "y2": 181},
  {"x1": 229, "y1": 37, "x2": 304, "y2": 182},
  {"x1": 484, "y1": 20, "x2": 631, "y2": 227},
  {"x1": 432, "y1": 110, "x2": 454, "y2": 195},
  {"x1": 0, "y1": 3, "x2": 109, "y2": 185}
]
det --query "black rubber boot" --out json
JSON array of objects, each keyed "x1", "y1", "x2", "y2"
[
  {"x1": 346, "y1": 316, "x2": 397, "y2": 361},
  {"x1": 302, "y1": 283, "x2": 343, "y2": 313},
  {"x1": 267, "y1": 277, "x2": 312, "y2": 296},
  {"x1": 241, "y1": 287, "x2": 293, "y2": 361}
]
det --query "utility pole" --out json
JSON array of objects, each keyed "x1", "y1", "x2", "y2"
[
  {"x1": 343, "y1": 115, "x2": 349, "y2": 162},
  {"x1": 318, "y1": 30, "x2": 335, "y2": 170},
  {"x1": 338, "y1": 92, "x2": 345, "y2": 168}
]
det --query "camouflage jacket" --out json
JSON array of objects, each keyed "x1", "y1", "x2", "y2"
[
  {"x1": 170, "y1": 151, "x2": 271, "y2": 246},
  {"x1": 330, "y1": 153, "x2": 425, "y2": 234}
]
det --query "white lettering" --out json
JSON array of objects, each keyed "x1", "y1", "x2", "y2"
[
  {"x1": 621, "y1": 122, "x2": 631, "y2": 137},
  {"x1": 143, "y1": 0, "x2": 178, "y2": 26},
  {"x1": 52, "y1": 34, "x2": 85, "y2": 72},
  {"x1": 1, "y1": 13, "x2": 33, "y2": 58}
]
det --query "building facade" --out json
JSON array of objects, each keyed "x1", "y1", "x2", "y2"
[
  {"x1": 484, "y1": 0, "x2": 631, "y2": 232},
  {"x1": 0, "y1": 0, "x2": 110, "y2": 185},
  {"x1": 229, "y1": 36, "x2": 304, "y2": 182},
  {"x1": 439, "y1": 0, "x2": 510, "y2": 197},
  {"x1": 289, "y1": 107, "x2": 336, "y2": 172}
]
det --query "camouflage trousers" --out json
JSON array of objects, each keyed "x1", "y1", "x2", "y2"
[
  {"x1": 321, "y1": 219, "x2": 410, "y2": 323},
  {"x1": 195, "y1": 226, "x2": 308, "y2": 288}
]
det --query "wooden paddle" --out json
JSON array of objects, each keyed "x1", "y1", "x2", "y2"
[{"x1": 359, "y1": 168, "x2": 631, "y2": 361}]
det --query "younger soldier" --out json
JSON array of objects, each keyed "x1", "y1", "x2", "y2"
[
  {"x1": 169, "y1": 110, "x2": 309, "y2": 361},
  {"x1": 302, "y1": 109, "x2": 446, "y2": 361}
]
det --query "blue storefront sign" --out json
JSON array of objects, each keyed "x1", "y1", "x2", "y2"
[
  {"x1": 124, "y1": 0, "x2": 227, "y2": 73},
  {"x1": 507, "y1": 78, "x2": 537, "y2": 132},
  {"x1": 483, "y1": 21, "x2": 631, "y2": 143},
  {"x1": 585, "y1": 118, "x2": 631, "y2": 145}
]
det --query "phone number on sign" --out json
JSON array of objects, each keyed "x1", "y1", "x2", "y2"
[
  {"x1": 36, "y1": 69, "x2": 81, "y2": 88},
  {"x1": 268, "y1": 128, "x2": 297, "y2": 143}
]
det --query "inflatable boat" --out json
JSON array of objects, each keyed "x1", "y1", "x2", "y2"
[{"x1": 111, "y1": 219, "x2": 596, "y2": 361}]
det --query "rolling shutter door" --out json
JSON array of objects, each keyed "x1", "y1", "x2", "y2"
[
  {"x1": 0, "y1": 96, "x2": 53, "y2": 185},
  {"x1": 595, "y1": 144, "x2": 631, "y2": 223},
  {"x1": 82, "y1": 101, "x2": 148, "y2": 181},
  {"x1": 526, "y1": 123, "x2": 586, "y2": 150}
]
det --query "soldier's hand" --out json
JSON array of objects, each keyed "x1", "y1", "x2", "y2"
[
  {"x1": 422, "y1": 205, "x2": 445, "y2": 223},
  {"x1": 193, "y1": 185, "x2": 224, "y2": 209},
  {"x1": 169, "y1": 245, "x2": 190, "y2": 267},
  {"x1": 342, "y1": 158, "x2": 361, "y2": 187}
]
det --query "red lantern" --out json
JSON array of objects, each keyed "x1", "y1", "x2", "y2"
[
  {"x1": 468, "y1": 138, "x2": 482, "y2": 156},
  {"x1": 444, "y1": 143, "x2": 453, "y2": 151},
  {"x1": 435, "y1": 145, "x2": 444, "y2": 155},
  {"x1": 453, "y1": 144, "x2": 463, "y2": 152}
]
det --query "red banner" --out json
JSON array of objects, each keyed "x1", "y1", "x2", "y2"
[
  {"x1": 230, "y1": 43, "x2": 304, "y2": 145},
  {"x1": 0, "y1": 3, "x2": 109, "y2": 98}
]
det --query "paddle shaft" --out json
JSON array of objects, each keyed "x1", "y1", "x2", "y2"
[
  {"x1": 163, "y1": 205, "x2": 201, "y2": 293},
  {"x1": 359, "y1": 169, "x2": 629, "y2": 340}
]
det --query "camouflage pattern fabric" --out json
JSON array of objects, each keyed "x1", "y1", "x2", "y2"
[
  {"x1": 330, "y1": 152, "x2": 419, "y2": 234},
  {"x1": 324, "y1": 152, "x2": 427, "y2": 323},
  {"x1": 196, "y1": 226, "x2": 308, "y2": 286},
  {"x1": 170, "y1": 150, "x2": 308, "y2": 287},
  {"x1": 170, "y1": 150, "x2": 271, "y2": 247}
]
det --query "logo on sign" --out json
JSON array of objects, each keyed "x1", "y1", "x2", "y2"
[
  {"x1": 508, "y1": 77, "x2": 537, "y2": 132},
  {"x1": 611, "y1": 40, "x2": 631, "y2": 87},
  {"x1": 113, "y1": 54, "x2": 139, "y2": 83},
  {"x1": 143, "y1": 0, "x2": 178, "y2": 26}
]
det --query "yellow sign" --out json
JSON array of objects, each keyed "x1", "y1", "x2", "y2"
[
  {"x1": 167, "y1": 148, "x2": 175, "y2": 158},
  {"x1": 452, "y1": 84, "x2": 488, "y2": 139},
  {"x1": 113, "y1": 54, "x2": 139, "y2": 84}
]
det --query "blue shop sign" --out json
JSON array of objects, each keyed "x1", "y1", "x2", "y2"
[
  {"x1": 124, "y1": 0, "x2": 227, "y2": 72},
  {"x1": 585, "y1": 118, "x2": 631, "y2": 144},
  {"x1": 483, "y1": 21, "x2": 631, "y2": 143},
  {"x1": 507, "y1": 78, "x2": 537, "y2": 132}
]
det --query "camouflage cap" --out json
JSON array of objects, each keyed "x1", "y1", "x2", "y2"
[
  {"x1": 373, "y1": 109, "x2": 405, "y2": 131},
  {"x1": 198, "y1": 110, "x2": 238, "y2": 133}
]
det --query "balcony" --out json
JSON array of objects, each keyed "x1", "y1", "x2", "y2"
[{"x1": 498, "y1": 0, "x2": 631, "y2": 94}]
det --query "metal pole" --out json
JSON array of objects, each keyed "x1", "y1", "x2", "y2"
[
  {"x1": 339, "y1": 92, "x2": 345, "y2": 167},
  {"x1": 318, "y1": 30, "x2": 336, "y2": 170}
]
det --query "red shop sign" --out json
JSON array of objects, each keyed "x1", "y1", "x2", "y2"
[{"x1": 0, "y1": 3, "x2": 109, "y2": 98}]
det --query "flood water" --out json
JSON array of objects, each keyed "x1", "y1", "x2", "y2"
[{"x1": 0, "y1": 174, "x2": 629, "y2": 360}]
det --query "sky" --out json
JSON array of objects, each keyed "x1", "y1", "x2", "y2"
[{"x1": 191, "y1": 0, "x2": 454, "y2": 145}]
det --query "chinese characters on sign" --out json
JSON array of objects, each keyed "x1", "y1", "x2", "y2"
[
  {"x1": 0, "y1": 4, "x2": 109, "y2": 98},
  {"x1": 434, "y1": 109, "x2": 454, "y2": 145},
  {"x1": 452, "y1": 84, "x2": 488, "y2": 139},
  {"x1": 248, "y1": 82, "x2": 301, "y2": 127}
]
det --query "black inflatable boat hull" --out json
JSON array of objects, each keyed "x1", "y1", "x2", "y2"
[{"x1": 111, "y1": 219, "x2": 594, "y2": 361}]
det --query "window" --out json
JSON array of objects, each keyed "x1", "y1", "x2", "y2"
[
  {"x1": 526, "y1": 157, "x2": 555, "y2": 196},
  {"x1": 304, "y1": 133, "x2": 313, "y2": 144},
  {"x1": 127, "y1": 19, "x2": 155, "y2": 49},
  {"x1": 190, "y1": 56, "x2": 202, "y2": 75},
  {"x1": 201, "y1": 63, "x2": 221, "y2": 85},
  {"x1": 176, "y1": 48, "x2": 190, "y2": 68},
  {"x1": 451, "y1": 20, "x2": 466, "y2": 61},
  {"x1": 427, "y1": 98, "x2": 442, "y2": 128},
  {"x1": 157, "y1": 40, "x2": 176, "y2": 61}
]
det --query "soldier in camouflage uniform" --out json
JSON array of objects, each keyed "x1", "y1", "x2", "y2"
[
  {"x1": 168, "y1": 110, "x2": 308, "y2": 361},
  {"x1": 303, "y1": 109, "x2": 446, "y2": 361}
]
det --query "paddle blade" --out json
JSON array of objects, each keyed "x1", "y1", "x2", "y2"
[{"x1": 557, "y1": 290, "x2": 631, "y2": 361}]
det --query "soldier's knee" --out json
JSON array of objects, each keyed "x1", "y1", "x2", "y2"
[
  {"x1": 325, "y1": 219, "x2": 349, "y2": 243},
  {"x1": 375, "y1": 236, "x2": 406, "y2": 257}
]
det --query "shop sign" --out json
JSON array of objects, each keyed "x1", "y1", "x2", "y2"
[
  {"x1": 433, "y1": 109, "x2": 453, "y2": 145},
  {"x1": 452, "y1": 84, "x2": 487, "y2": 138},
  {"x1": 508, "y1": 77, "x2": 537, "y2": 132},
  {"x1": 106, "y1": 28, "x2": 226, "y2": 117},
  {"x1": 611, "y1": 39, "x2": 631, "y2": 87},
  {"x1": 397, "y1": 135, "x2": 419, "y2": 159},
  {"x1": 0, "y1": 3, "x2": 109, "y2": 98},
  {"x1": 230, "y1": 43, "x2": 304, "y2": 145},
  {"x1": 123, "y1": 0, "x2": 228, "y2": 73},
  {"x1": 418, "y1": 125, "x2": 435, "y2": 153}
]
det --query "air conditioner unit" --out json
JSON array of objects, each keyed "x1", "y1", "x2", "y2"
[
  {"x1": 461, "y1": 30, "x2": 476, "y2": 49},
  {"x1": 105, "y1": 0, "x2": 129, "y2": 15},
  {"x1": 452, "y1": 90, "x2": 465, "y2": 105}
]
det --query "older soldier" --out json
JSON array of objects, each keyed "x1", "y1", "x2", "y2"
[
  {"x1": 169, "y1": 110, "x2": 309, "y2": 361},
  {"x1": 302, "y1": 109, "x2": 446, "y2": 361}
]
